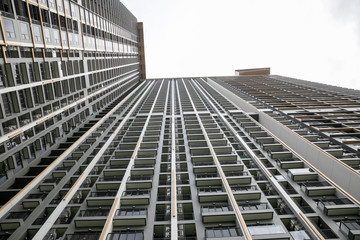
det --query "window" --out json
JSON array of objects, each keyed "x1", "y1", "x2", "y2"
[
  {"x1": 2, "y1": 94, "x2": 12, "y2": 115},
  {"x1": 202, "y1": 204, "x2": 230, "y2": 213},
  {"x1": 108, "y1": 232, "x2": 143, "y2": 240},
  {"x1": 6, "y1": 211, "x2": 30, "y2": 220},
  {"x1": 32, "y1": 87, "x2": 40, "y2": 105},
  {"x1": 0, "y1": 0, "x2": 13, "y2": 15},
  {"x1": 238, "y1": 202, "x2": 269, "y2": 211},
  {"x1": 40, "y1": 63, "x2": 46, "y2": 80},
  {"x1": 50, "y1": 12, "x2": 58, "y2": 27},
  {"x1": 118, "y1": 208, "x2": 147, "y2": 216},
  {"x1": 29, "y1": 4, "x2": 41, "y2": 22},
  {"x1": 340, "y1": 220, "x2": 360, "y2": 235},
  {"x1": 28, "y1": 63, "x2": 35, "y2": 82},
  {"x1": 3, "y1": 18, "x2": 16, "y2": 38},
  {"x1": 18, "y1": 90, "x2": 27, "y2": 110},
  {"x1": 205, "y1": 227, "x2": 240, "y2": 238},
  {"x1": 14, "y1": 0, "x2": 27, "y2": 18},
  {"x1": 41, "y1": 9, "x2": 50, "y2": 25},
  {"x1": 14, "y1": 151, "x2": 23, "y2": 168},
  {"x1": 14, "y1": 64, "x2": 22, "y2": 84},
  {"x1": 0, "y1": 66, "x2": 5, "y2": 87}
]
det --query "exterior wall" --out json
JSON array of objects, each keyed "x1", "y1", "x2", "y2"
[
  {"x1": 137, "y1": 22, "x2": 146, "y2": 80},
  {"x1": 235, "y1": 68, "x2": 270, "y2": 76},
  {"x1": 0, "y1": 1, "x2": 141, "y2": 238},
  {"x1": 208, "y1": 77, "x2": 360, "y2": 201}
]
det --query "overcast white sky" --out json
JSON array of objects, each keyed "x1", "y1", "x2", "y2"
[{"x1": 122, "y1": 0, "x2": 360, "y2": 90}]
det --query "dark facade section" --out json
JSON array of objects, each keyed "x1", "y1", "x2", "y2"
[
  {"x1": 137, "y1": 22, "x2": 146, "y2": 80},
  {"x1": 0, "y1": 1, "x2": 142, "y2": 239}
]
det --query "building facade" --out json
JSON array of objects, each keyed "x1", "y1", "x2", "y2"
[{"x1": 1, "y1": 1, "x2": 360, "y2": 240}]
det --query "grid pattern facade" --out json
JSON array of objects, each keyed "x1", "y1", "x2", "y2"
[
  {"x1": 0, "y1": 76, "x2": 359, "y2": 240},
  {"x1": 0, "y1": 0, "x2": 141, "y2": 190},
  {"x1": 0, "y1": 1, "x2": 360, "y2": 239},
  {"x1": 0, "y1": 0, "x2": 143, "y2": 238}
]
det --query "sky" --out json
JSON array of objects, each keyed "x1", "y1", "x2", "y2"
[{"x1": 122, "y1": 0, "x2": 360, "y2": 90}]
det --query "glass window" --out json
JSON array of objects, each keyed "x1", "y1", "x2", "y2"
[
  {"x1": 0, "y1": 0, "x2": 13, "y2": 14},
  {"x1": 3, "y1": 18, "x2": 16, "y2": 38},
  {"x1": 0, "y1": 66, "x2": 5, "y2": 87},
  {"x1": 14, "y1": 64, "x2": 22, "y2": 84}
]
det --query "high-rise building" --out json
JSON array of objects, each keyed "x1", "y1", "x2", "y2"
[{"x1": 0, "y1": 1, "x2": 359, "y2": 240}]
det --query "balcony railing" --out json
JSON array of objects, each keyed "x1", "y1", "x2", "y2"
[
  {"x1": 201, "y1": 204, "x2": 232, "y2": 213},
  {"x1": 107, "y1": 231, "x2": 143, "y2": 240},
  {"x1": 64, "y1": 232, "x2": 100, "y2": 240},
  {"x1": 89, "y1": 191, "x2": 117, "y2": 197},
  {"x1": 116, "y1": 208, "x2": 147, "y2": 216},
  {"x1": 79, "y1": 209, "x2": 110, "y2": 217},
  {"x1": 122, "y1": 190, "x2": 150, "y2": 197}
]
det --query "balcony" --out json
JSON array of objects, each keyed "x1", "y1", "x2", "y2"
[
  {"x1": 96, "y1": 176, "x2": 122, "y2": 190},
  {"x1": 198, "y1": 187, "x2": 227, "y2": 203},
  {"x1": 113, "y1": 208, "x2": 147, "y2": 226},
  {"x1": 238, "y1": 202, "x2": 273, "y2": 221},
  {"x1": 74, "y1": 208, "x2": 110, "y2": 228},
  {"x1": 0, "y1": 211, "x2": 31, "y2": 231},
  {"x1": 107, "y1": 231, "x2": 144, "y2": 240},
  {"x1": 205, "y1": 226, "x2": 242, "y2": 239},
  {"x1": 63, "y1": 232, "x2": 100, "y2": 240},
  {"x1": 86, "y1": 191, "x2": 117, "y2": 207},
  {"x1": 300, "y1": 182, "x2": 336, "y2": 197},
  {"x1": 121, "y1": 190, "x2": 150, "y2": 205},
  {"x1": 22, "y1": 193, "x2": 47, "y2": 209},
  {"x1": 103, "y1": 169, "x2": 126, "y2": 177},
  {"x1": 193, "y1": 165, "x2": 216, "y2": 173},
  {"x1": 292, "y1": 197, "x2": 315, "y2": 213},
  {"x1": 270, "y1": 150, "x2": 293, "y2": 160},
  {"x1": 196, "y1": 173, "x2": 222, "y2": 186},
  {"x1": 287, "y1": 168, "x2": 318, "y2": 181},
  {"x1": 339, "y1": 220, "x2": 360, "y2": 240},
  {"x1": 126, "y1": 175, "x2": 153, "y2": 189},
  {"x1": 317, "y1": 198, "x2": 359, "y2": 216},
  {"x1": 276, "y1": 158, "x2": 304, "y2": 169},
  {"x1": 201, "y1": 204, "x2": 234, "y2": 223},
  {"x1": 231, "y1": 185, "x2": 262, "y2": 201},
  {"x1": 132, "y1": 163, "x2": 155, "y2": 175},
  {"x1": 155, "y1": 213, "x2": 171, "y2": 221},
  {"x1": 224, "y1": 171, "x2": 251, "y2": 185},
  {"x1": 39, "y1": 178, "x2": 61, "y2": 192}
]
